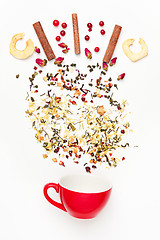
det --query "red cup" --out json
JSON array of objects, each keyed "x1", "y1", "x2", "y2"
[{"x1": 43, "y1": 174, "x2": 112, "y2": 219}]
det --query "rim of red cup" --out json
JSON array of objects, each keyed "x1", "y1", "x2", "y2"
[{"x1": 59, "y1": 174, "x2": 112, "y2": 194}]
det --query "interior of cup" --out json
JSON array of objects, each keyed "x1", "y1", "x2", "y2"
[{"x1": 60, "y1": 174, "x2": 112, "y2": 193}]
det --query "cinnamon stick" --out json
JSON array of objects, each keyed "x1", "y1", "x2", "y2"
[
  {"x1": 103, "y1": 25, "x2": 122, "y2": 63},
  {"x1": 72, "y1": 13, "x2": 81, "y2": 54},
  {"x1": 33, "y1": 21, "x2": 55, "y2": 61}
]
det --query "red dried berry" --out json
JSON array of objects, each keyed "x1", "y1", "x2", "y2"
[
  {"x1": 121, "y1": 130, "x2": 125, "y2": 134},
  {"x1": 99, "y1": 21, "x2": 104, "y2": 27},
  {"x1": 87, "y1": 23, "x2": 92, "y2": 28},
  {"x1": 69, "y1": 150, "x2": 73, "y2": 156},
  {"x1": 85, "y1": 166, "x2": 91, "y2": 173},
  {"x1": 88, "y1": 28, "x2": 92, "y2": 32},
  {"x1": 85, "y1": 35, "x2": 90, "y2": 41},
  {"x1": 61, "y1": 22, "x2": 67, "y2": 28},
  {"x1": 60, "y1": 30, "x2": 66, "y2": 36},
  {"x1": 100, "y1": 29, "x2": 105, "y2": 35},
  {"x1": 54, "y1": 147, "x2": 60, "y2": 153},
  {"x1": 122, "y1": 157, "x2": 125, "y2": 161},
  {"x1": 56, "y1": 36, "x2": 61, "y2": 41},
  {"x1": 59, "y1": 161, "x2": 65, "y2": 167},
  {"x1": 53, "y1": 20, "x2": 59, "y2": 27},
  {"x1": 108, "y1": 82, "x2": 113, "y2": 88},
  {"x1": 94, "y1": 47, "x2": 100, "y2": 52}
]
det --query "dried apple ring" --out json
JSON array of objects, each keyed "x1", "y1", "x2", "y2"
[
  {"x1": 122, "y1": 38, "x2": 148, "y2": 62},
  {"x1": 9, "y1": 33, "x2": 34, "y2": 59}
]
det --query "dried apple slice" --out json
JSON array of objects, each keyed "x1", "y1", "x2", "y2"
[
  {"x1": 122, "y1": 38, "x2": 148, "y2": 62},
  {"x1": 9, "y1": 33, "x2": 34, "y2": 59}
]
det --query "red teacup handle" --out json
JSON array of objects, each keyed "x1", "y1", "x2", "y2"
[{"x1": 43, "y1": 183, "x2": 67, "y2": 212}]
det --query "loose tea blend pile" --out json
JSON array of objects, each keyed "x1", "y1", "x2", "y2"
[{"x1": 26, "y1": 60, "x2": 131, "y2": 173}]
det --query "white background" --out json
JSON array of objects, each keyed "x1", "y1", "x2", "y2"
[{"x1": 1, "y1": 0, "x2": 160, "y2": 239}]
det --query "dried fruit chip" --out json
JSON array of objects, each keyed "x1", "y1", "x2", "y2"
[
  {"x1": 122, "y1": 38, "x2": 148, "y2": 62},
  {"x1": 9, "y1": 33, "x2": 34, "y2": 59},
  {"x1": 97, "y1": 106, "x2": 106, "y2": 116}
]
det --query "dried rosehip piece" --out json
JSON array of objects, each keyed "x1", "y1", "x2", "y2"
[
  {"x1": 108, "y1": 82, "x2": 113, "y2": 88},
  {"x1": 59, "y1": 161, "x2": 65, "y2": 167},
  {"x1": 85, "y1": 166, "x2": 91, "y2": 173},
  {"x1": 121, "y1": 130, "x2": 125, "y2": 134},
  {"x1": 54, "y1": 147, "x2": 60, "y2": 153}
]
